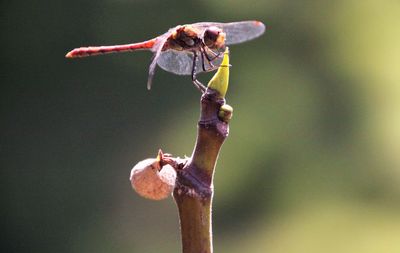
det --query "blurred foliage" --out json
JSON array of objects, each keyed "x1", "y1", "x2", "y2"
[{"x1": 1, "y1": 0, "x2": 400, "y2": 253}]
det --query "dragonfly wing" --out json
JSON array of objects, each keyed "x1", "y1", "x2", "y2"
[
  {"x1": 157, "y1": 49, "x2": 223, "y2": 76},
  {"x1": 223, "y1": 21, "x2": 265, "y2": 44},
  {"x1": 192, "y1": 21, "x2": 266, "y2": 45},
  {"x1": 157, "y1": 50, "x2": 193, "y2": 75},
  {"x1": 147, "y1": 34, "x2": 170, "y2": 89}
]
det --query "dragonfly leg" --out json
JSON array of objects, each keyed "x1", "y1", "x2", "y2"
[
  {"x1": 200, "y1": 49, "x2": 207, "y2": 72},
  {"x1": 206, "y1": 47, "x2": 222, "y2": 61},
  {"x1": 201, "y1": 44, "x2": 222, "y2": 70},
  {"x1": 202, "y1": 43, "x2": 222, "y2": 61},
  {"x1": 200, "y1": 48, "x2": 215, "y2": 70},
  {"x1": 191, "y1": 51, "x2": 206, "y2": 93},
  {"x1": 193, "y1": 79, "x2": 206, "y2": 93}
]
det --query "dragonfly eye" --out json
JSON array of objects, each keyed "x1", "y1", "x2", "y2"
[{"x1": 203, "y1": 27, "x2": 223, "y2": 48}]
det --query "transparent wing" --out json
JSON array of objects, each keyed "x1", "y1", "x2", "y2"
[
  {"x1": 157, "y1": 49, "x2": 223, "y2": 76},
  {"x1": 192, "y1": 20, "x2": 266, "y2": 45},
  {"x1": 147, "y1": 33, "x2": 171, "y2": 89},
  {"x1": 157, "y1": 50, "x2": 193, "y2": 75}
]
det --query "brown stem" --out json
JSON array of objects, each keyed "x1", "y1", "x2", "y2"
[{"x1": 173, "y1": 88, "x2": 229, "y2": 253}]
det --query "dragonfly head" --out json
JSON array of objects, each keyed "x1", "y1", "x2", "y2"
[{"x1": 203, "y1": 26, "x2": 226, "y2": 50}]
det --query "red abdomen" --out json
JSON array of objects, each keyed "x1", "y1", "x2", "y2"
[{"x1": 66, "y1": 39, "x2": 156, "y2": 58}]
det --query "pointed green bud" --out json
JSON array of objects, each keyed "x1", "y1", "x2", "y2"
[{"x1": 208, "y1": 47, "x2": 230, "y2": 98}]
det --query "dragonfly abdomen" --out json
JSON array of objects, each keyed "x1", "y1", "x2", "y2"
[{"x1": 66, "y1": 39, "x2": 156, "y2": 58}]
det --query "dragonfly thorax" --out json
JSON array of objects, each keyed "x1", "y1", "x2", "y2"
[{"x1": 166, "y1": 25, "x2": 203, "y2": 51}]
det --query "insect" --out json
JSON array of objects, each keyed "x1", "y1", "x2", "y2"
[{"x1": 66, "y1": 21, "x2": 266, "y2": 91}]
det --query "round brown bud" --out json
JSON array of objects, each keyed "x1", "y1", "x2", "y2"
[{"x1": 130, "y1": 158, "x2": 177, "y2": 200}]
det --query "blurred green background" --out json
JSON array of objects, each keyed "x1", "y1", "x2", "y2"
[{"x1": 2, "y1": 0, "x2": 400, "y2": 252}]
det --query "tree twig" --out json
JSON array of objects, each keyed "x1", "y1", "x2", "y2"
[{"x1": 130, "y1": 48, "x2": 232, "y2": 253}]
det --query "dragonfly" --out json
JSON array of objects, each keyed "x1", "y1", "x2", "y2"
[{"x1": 66, "y1": 20, "x2": 266, "y2": 92}]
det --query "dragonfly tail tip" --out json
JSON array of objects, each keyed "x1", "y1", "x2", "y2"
[{"x1": 65, "y1": 51, "x2": 74, "y2": 58}]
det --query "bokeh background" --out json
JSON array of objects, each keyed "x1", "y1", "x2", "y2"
[{"x1": 2, "y1": 0, "x2": 400, "y2": 252}]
